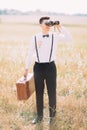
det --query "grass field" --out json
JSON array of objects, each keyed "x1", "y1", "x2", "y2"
[{"x1": 0, "y1": 15, "x2": 87, "y2": 130}]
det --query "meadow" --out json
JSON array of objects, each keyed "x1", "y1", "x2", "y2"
[{"x1": 0, "y1": 15, "x2": 87, "y2": 130}]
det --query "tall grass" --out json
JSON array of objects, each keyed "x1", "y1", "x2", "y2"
[{"x1": 0, "y1": 20, "x2": 87, "y2": 130}]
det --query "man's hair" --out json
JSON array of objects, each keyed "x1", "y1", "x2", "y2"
[{"x1": 39, "y1": 16, "x2": 50, "y2": 24}]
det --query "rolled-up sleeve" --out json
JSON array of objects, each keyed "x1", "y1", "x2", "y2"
[{"x1": 57, "y1": 26, "x2": 73, "y2": 43}]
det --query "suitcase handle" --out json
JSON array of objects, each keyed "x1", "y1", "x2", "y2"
[
  {"x1": 18, "y1": 77, "x2": 26, "y2": 83},
  {"x1": 16, "y1": 73, "x2": 33, "y2": 83}
]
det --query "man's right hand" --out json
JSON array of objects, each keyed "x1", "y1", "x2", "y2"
[{"x1": 24, "y1": 69, "x2": 28, "y2": 79}]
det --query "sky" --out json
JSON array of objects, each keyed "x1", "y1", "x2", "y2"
[{"x1": 0, "y1": 0, "x2": 87, "y2": 14}]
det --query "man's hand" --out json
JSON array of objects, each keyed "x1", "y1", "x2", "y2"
[
  {"x1": 54, "y1": 23, "x2": 61, "y2": 32},
  {"x1": 24, "y1": 69, "x2": 28, "y2": 79}
]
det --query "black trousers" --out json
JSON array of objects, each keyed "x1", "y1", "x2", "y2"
[{"x1": 33, "y1": 61, "x2": 57, "y2": 118}]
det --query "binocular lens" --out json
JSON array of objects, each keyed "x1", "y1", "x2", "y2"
[{"x1": 45, "y1": 20, "x2": 60, "y2": 26}]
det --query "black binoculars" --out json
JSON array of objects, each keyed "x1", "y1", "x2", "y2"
[{"x1": 45, "y1": 20, "x2": 60, "y2": 26}]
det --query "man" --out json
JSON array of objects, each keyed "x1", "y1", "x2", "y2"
[{"x1": 24, "y1": 16, "x2": 72, "y2": 124}]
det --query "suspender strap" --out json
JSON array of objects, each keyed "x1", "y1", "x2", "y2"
[
  {"x1": 49, "y1": 34, "x2": 54, "y2": 62},
  {"x1": 35, "y1": 36, "x2": 40, "y2": 63}
]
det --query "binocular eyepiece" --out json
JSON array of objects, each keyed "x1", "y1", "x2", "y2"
[{"x1": 45, "y1": 20, "x2": 60, "y2": 27}]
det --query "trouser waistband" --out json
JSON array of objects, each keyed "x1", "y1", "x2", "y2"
[{"x1": 35, "y1": 61, "x2": 54, "y2": 65}]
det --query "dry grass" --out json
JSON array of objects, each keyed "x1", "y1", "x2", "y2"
[{"x1": 0, "y1": 15, "x2": 87, "y2": 130}]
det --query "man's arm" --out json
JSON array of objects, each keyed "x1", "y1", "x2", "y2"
[
  {"x1": 54, "y1": 24, "x2": 73, "y2": 43},
  {"x1": 24, "y1": 37, "x2": 35, "y2": 78}
]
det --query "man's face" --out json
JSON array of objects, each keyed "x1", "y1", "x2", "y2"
[{"x1": 40, "y1": 19, "x2": 50, "y2": 32}]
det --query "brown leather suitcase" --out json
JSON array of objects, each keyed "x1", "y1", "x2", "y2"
[{"x1": 16, "y1": 73, "x2": 35, "y2": 100}]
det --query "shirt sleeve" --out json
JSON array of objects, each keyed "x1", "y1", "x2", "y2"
[
  {"x1": 25, "y1": 36, "x2": 35, "y2": 70},
  {"x1": 56, "y1": 26, "x2": 73, "y2": 43}
]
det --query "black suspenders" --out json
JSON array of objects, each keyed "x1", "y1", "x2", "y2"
[
  {"x1": 49, "y1": 34, "x2": 54, "y2": 62},
  {"x1": 35, "y1": 34, "x2": 54, "y2": 63}
]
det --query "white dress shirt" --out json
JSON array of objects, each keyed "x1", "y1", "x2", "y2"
[{"x1": 25, "y1": 26, "x2": 72, "y2": 69}]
